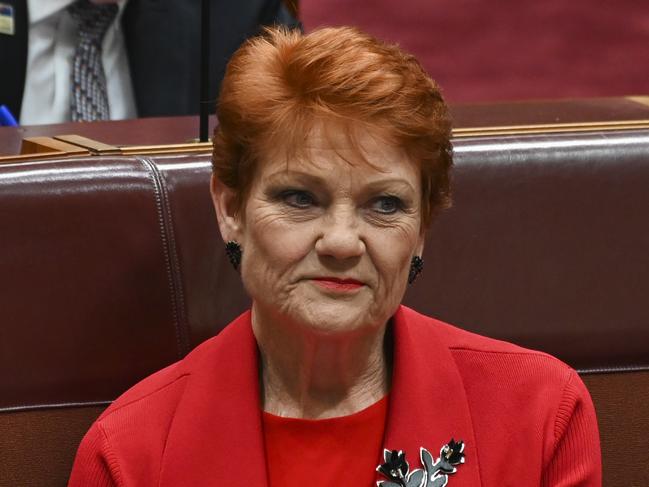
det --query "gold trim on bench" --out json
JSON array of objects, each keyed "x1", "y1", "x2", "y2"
[
  {"x1": 0, "y1": 139, "x2": 211, "y2": 163},
  {"x1": 21, "y1": 137, "x2": 89, "y2": 156},
  {"x1": 54, "y1": 134, "x2": 121, "y2": 155},
  {"x1": 119, "y1": 142, "x2": 213, "y2": 156},
  {"x1": 626, "y1": 95, "x2": 649, "y2": 108},
  {"x1": 453, "y1": 119, "x2": 649, "y2": 138},
  {"x1": 2, "y1": 119, "x2": 649, "y2": 163}
]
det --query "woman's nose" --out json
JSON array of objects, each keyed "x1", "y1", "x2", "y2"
[{"x1": 314, "y1": 208, "x2": 365, "y2": 260}]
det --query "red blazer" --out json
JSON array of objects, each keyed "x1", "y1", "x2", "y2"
[{"x1": 69, "y1": 306, "x2": 601, "y2": 486}]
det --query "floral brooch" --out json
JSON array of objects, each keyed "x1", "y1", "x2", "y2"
[{"x1": 376, "y1": 439, "x2": 465, "y2": 487}]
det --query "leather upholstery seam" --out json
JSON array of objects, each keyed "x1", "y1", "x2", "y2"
[
  {"x1": 137, "y1": 156, "x2": 189, "y2": 359},
  {"x1": 0, "y1": 400, "x2": 112, "y2": 414},
  {"x1": 153, "y1": 158, "x2": 190, "y2": 356},
  {"x1": 576, "y1": 365, "x2": 649, "y2": 374}
]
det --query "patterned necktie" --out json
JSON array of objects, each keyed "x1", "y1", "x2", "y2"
[{"x1": 68, "y1": 0, "x2": 118, "y2": 121}]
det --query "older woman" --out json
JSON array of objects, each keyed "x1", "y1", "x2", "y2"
[{"x1": 69, "y1": 27, "x2": 601, "y2": 486}]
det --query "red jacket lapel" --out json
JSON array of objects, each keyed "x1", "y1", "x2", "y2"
[
  {"x1": 159, "y1": 311, "x2": 269, "y2": 486},
  {"x1": 382, "y1": 306, "x2": 482, "y2": 486}
]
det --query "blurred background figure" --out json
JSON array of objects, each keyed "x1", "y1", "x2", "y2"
[
  {"x1": 1, "y1": 0, "x2": 299, "y2": 125},
  {"x1": 300, "y1": 0, "x2": 648, "y2": 103}
]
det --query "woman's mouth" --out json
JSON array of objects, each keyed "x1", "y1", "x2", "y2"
[{"x1": 310, "y1": 277, "x2": 365, "y2": 292}]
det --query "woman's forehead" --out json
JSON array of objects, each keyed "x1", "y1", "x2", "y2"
[
  {"x1": 264, "y1": 122, "x2": 415, "y2": 176},
  {"x1": 257, "y1": 146, "x2": 420, "y2": 197}
]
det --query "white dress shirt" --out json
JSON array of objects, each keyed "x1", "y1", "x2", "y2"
[{"x1": 20, "y1": 0, "x2": 137, "y2": 125}]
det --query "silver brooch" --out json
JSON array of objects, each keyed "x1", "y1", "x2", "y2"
[{"x1": 376, "y1": 439, "x2": 465, "y2": 487}]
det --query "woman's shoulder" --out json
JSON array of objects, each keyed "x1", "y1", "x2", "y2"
[
  {"x1": 398, "y1": 307, "x2": 601, "y2": 483},
  {"x1": 400, "y1": 305, "x2": 540, "y2": 352},
  {"x1": 399, "y1": 305, "x2": 582, "y2": 400}
]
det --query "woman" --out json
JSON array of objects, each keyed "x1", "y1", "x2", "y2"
[{"x1": 69, "y1": 27, "x2": 601, "y2": 486}]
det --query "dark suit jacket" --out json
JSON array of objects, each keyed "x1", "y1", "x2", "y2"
[
  {"x1": 1, "y1": 0, "x2": 298, "y2": 121},
  {"x1": 68, "y1": 306, "x2": 601, "y2": 486}
]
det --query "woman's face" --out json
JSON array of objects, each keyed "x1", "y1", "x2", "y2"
[{"x1": 213, "y1": 127, "x2": 424, "y2": 335}]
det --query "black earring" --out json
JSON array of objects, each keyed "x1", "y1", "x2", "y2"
[
  {"x1": 225, "y1": 241, "x2": 242, "y2": 271},
  {"x1": 408, "y1": 256, "x2": 424, "y2": 284}
]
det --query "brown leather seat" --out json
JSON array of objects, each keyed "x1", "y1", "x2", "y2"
[{"x1": 1, "y1": 129, "x2": 648, "y2": 486}]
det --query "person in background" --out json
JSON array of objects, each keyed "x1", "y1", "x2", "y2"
[
  {"x1": 68, "y1": 26, "x2": 601, "y2": 486},
  {"x1": 0, "y1": 0, "x2": 298, "y2": 125}
]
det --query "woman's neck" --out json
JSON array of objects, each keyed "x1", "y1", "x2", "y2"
[{"x1": 252, "y1": 305, "x2": 391, "y2": 419}]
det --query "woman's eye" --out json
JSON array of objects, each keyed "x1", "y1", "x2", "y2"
[
  {"x1": 282, "y1": 190, "x2": 316, "y2": 209},
  {"x1": 371, "y1": 196, "x2": 402, "y2": 215}
]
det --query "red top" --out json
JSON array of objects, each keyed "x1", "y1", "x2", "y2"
[{"x1": 262, "y1": 396, "x2": 389, "y2": 487}]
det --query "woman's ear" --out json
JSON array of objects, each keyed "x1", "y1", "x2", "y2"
[{"x1": 210, "y1": 174, "x2": 242, "y2": 243}]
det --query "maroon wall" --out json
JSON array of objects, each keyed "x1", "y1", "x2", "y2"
[{"x1": 301, "y1": 0, "x2": 649, "y2": 103}]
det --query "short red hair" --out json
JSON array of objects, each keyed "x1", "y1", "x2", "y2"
[{"x1": 212, "y1": 26, "x2": 452, "y2": 226}]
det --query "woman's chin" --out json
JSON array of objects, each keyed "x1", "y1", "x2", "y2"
[
  {"x1": 288, "y1": 297, "x2": 386, "y2": 336},
  {"x1": 252, "y1": 282, "x2": 392, "y2": 336}
]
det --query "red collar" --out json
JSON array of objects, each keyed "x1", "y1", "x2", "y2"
[{"x1": 158, "y1": 306, "x2": 481, "y2": 486}]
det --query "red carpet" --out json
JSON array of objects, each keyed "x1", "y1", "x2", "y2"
[{"x1": 300, "y1": 0, "x2": 649, "y2": 103}]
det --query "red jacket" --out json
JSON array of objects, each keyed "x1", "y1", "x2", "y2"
[{"x1": 69, "y1": 306, "x2": 601, "y2": 486}]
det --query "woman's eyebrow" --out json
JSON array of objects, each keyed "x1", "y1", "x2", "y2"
[
  {"x1": 360, "y1": 179, "x2": 416, "y2": 194},
  {"x1": 265, "y1": 171, "x2": 417, "y2": 198},
  {"x1": 264, "y1": 170, "x2": 327, "y2": 186}
]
